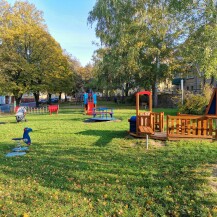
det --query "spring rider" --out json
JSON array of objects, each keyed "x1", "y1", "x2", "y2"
[{"x1": 5, "y1": 127, "x2": 33, "y2": 157}]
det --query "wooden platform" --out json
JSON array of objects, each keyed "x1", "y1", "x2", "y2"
[
  {"x1": 150, "y1": 132, "x2": 167, "y2": 141},
  {"x1": 139, "y1": 126, "x2": 154, "y2": 135},
  {"x1": 129, "y1": 131, "x2": 167, "y2": 141},
  {"x1": 129, "y1": 113, "x2": 217, "y2": 141},
  {"x1": 129, "y1": 131, "x2": 214, "y2": 141}
]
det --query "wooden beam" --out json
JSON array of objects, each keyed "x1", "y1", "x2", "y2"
[
  {"x1": 136, "y1": 93, "x2": 139, "y2": 135},
  {"x1": 149, "y1": 91, "x2": 152, "y2": 112}
]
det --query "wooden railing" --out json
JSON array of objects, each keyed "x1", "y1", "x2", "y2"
[
  {"x1": 137, "y1": 112, "x2": 155, "y2": 135},
  {"x1": 152, "y1": 112, "x2": 164, "y2": 132},
  {"x1": 167, "y1": 115, "x2": 216, "y2": 140},
  {"x1": 137, "y1": 112, "x2": 164, "y2": 133}
]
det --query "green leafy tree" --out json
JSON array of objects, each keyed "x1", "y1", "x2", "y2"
[
  {"x1": 179, "y1": 1, "x2": 217, "y2": 84},
  {"x1": 68, "y1": 57, "x2": 84, "y2": 95},
  {"x1": 28, "y1": 29, "x2": 68, "y2": 106},
  {"x1": 0, "y1": 0, "x2": 72, "y2": 106},
  {"x1": 88, "y1": 0, "x2": 186, "y2": 107},
  {"x1": 0, "y1": 0, "x2": 46, "y2": 105},
  {"x1": 176, "y1": 84, "x2": 213, "y2": 115}
]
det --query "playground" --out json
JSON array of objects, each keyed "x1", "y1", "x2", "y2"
[
  {"x1": 0, "y1": 103, "x2": 217, "y2": 216},
  {"x1": 128, "y1": 90, "x2": 217, "y2": 144}
]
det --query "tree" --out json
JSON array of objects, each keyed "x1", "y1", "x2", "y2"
[
  {"x1": 0, "y1": 0, "x2": 73, "y2": 106},
  {"x1": 51, "y1": 51, "x2": 76, "y2": 102},
  {"x1": 88, "y1": 0, "x2": 138, "y2": 98},
  {"x1": 93, "y1": 47, "x2": 136, "y2": 98},
  {"x1": 177, "y1": 0, "x2": 217, "y2": 85},
  {"x1": 88, "y1": 0, "x2": 185, "y2": 107},
  {"x1": 0, "y1": 0, "x2": 46, "y2": 105}
]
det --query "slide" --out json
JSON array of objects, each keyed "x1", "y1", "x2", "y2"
[{"x1": 87, "y1": 102, "x2": 94, "y2": 115}]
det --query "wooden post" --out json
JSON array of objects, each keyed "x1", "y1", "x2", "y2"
[
  {"x1": 149, "y1": 91, "x2": 152, "y2": 112},
  {"x1": 215, "y1": 128, "x2": 217, "y2": 140},
  {"x1": 136, "y1": 93, "x2": 140, "y2": 136},
  {"x1": 216, "y1": 90, "x2": 217, "y2": 115},
  {"x1": 146, "y1": 134, "x2": 149, "y2": 149},
  {"x1": 167, "y1": 115, "x2": 169, "y2": 139}
]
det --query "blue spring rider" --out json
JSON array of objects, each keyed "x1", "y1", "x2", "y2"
[{"x1": 5, "y1": 127, "x2": 33, "y2": 157}]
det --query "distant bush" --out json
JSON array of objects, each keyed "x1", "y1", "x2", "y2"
[
  {"x1": 173, "y1": 84, "x2": 213, "y2": 115},
  {"x1": 125, "y1": 94, "x2": 149, "y2": 105},
  {"x1": 179, "y1": 93, "x2": 207, "y2": 114},
  {"x1": 125, "y1": 95, "x2": 136, "y2": 104}
]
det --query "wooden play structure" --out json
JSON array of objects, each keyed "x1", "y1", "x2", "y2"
[
  {"x1": 129, "y1": 89, "x2": 217, "y2": 142},
  {"x1": 129, "y1": 91, "x2": 164, "y2": 136},
  {"x1": 129, "y1": 91, "x2": 165, "y2": 147},
  {"x1": 167, "y1": 114, "x2": 216, "y2": 140}
]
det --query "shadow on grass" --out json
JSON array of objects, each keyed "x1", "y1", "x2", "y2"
[
  {"x1": 76, "y1": 130, "x2": 126, "y2": 146},
  {"x1": 1, "y1": 142, "x2": 217, "y2": 215},
  {"x1": 26, "y1": 116, "x2": 86, "y2": 122}
]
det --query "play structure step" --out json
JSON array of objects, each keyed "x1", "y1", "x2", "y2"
[{"x1": 139, "y1": 126, "x2": 154, "y2": 135}]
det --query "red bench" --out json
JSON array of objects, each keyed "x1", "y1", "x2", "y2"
[{"x1": 48, "y1": 105, "x2": 59, "y2": 115}]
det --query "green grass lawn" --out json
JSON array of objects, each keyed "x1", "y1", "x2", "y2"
[{"x1": 0, "y1": 104, "x2": 217, "y2": 217}]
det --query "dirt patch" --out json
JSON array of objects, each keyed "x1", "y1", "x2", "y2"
[
  {"x1": 210, "y1": 164, "x2": 217, "y2": 193},
  {"x1": 124, "y1": 135, "x2": 166, "y2": 148},
  {"x1": 150, "y1": 139, "x2": 166, "y2": 148},
  {"x1": 212, "y1": 165, "x2": 217, "y2": 177}
]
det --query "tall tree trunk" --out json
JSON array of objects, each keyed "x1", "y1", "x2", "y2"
[
  {"x1": 153, "y1": 82, "x2": 158, "y2": 108},
  {"x1": 48, "y1": 93, "x2": 52, "y2": 104},
  {"x1": 65, "y1": 94, "x2": 67, "y2": 102},
  {"x1": 59, "y1": 92, "x2": 62, "y2": 101},
  {"x1": 121, "y1": 85, "x2": 125, "y2": 103},
  {"x1": 153, "y1": 54, "x2": 160, "y2": 107},
  {"x1": 34, "y1": 92, "x2": 40, "y2": 107},
  {"x1": 124, "y1": 83, "x2": 130, "y2": 97},
  {"x1": 13, "y1": 91, "x2": 22, "y2": 106},
  {"x1": 15, "y1": 96, "x2": 22, "y2": 106},
  {"x1": 105, "y1": 88, "x2": 109, "y2": 100},
  {"x1": 210, "y1": 75, "x2": 214, "y2": 86},
  {"x1": 152, "y1": 83, "x2": 158, "y2": 108},
  {"x1": 203, "y1": 77, "x2": 206, "y2": 86}
]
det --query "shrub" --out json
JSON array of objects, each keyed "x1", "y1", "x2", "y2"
[
  {"x1": 173, "y1": 84, "x2": 213, "y2": 115},
  {"x1": 179, "y1": 93, "x2": 207, "y2": 114}
]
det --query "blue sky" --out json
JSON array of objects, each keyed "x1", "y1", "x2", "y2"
[{"x1": 7, "y1": 0, "x2": 99, "y2": 66}]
